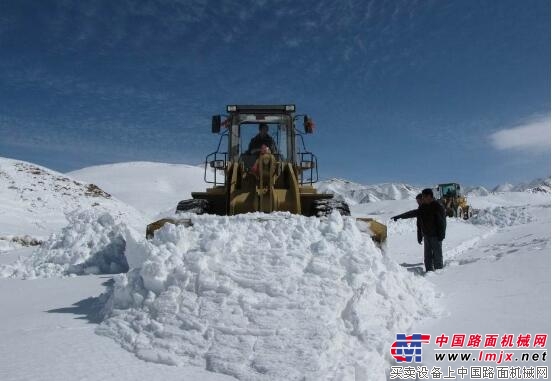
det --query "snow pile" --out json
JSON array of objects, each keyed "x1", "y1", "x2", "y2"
[
  {"x1": 0, "y1": 210, "x2": 136, "y2": 279},
  {"x1": 317, "y1": 178, "x2": 420, "y2": 205},
  {"x1": 470, "y1": 206, "x2": 533, "y2": 228},
  {"x1": 99, "y1": 212, "x2": 438, "y2": 381}
]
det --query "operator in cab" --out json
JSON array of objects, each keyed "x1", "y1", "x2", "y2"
[{"x1": 248, "y1": 123, "x2": 277, "y2": 154}]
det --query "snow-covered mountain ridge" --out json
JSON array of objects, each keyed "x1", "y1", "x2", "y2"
[
  {"x1": 316, "y1": 178, "x2": 420, "y2": 205},
  {"x1": 317, "y1": 177, "x2": 550, "y2": 204},
  {"x1": 492, "y1": 177, "x2": 551, "y2": 193}
]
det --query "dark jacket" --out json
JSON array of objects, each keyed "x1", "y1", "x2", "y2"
[
  {"x1": 248, "y1": 134, "x2": 277, "y2": 154},
  {"x1": 420, "y1": 201, "x2": 446, "y2": 241},
  {"x1": 393, "y1": 201, "x2": 446, "y2": 241},
  {"x1": 393, "y1": 208, "x2": 423, "y2": 243}
]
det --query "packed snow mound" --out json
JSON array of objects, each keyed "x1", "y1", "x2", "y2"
[
  {"x1": 0, "y1": 157, "x2": 146, "y2": 240},
  {"x1": 69, "y1": 161, "x2": 211, "y2": 218},
  {"x1": 99, "y1": 212, "x2": 438, "y2": 381},
  {"x1": 316, "y1": 178, "x2": 420, "y2": 205},
  {"x1": 470, "y1": 206, "x2": 533, "y2": 228},
  {"x1": 0, "y1": 210, "x2": 139, "y2": 279}
]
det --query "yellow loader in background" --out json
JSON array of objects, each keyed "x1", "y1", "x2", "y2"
[
  {"x1": 436, "y1": 182, "x2": 473, "y2": 219},
  {"x1": 146, "y1": 105, "x2": 386, "y2": 244}
]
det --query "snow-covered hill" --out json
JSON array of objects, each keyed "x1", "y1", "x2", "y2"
[
  {"x1": 69, "y1": 162, "x2": 209, "y2": 218},
  {"x1": 316, "y1": 178, "x2": 420, "y2": 205},
  {"x1": 0, "y1": 157, "x2": 144, "y2": 249}
]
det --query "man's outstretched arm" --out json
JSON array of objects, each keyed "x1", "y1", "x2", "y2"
[{"x1": 392, "y1": 209, "x2": 419, "y2": 221}]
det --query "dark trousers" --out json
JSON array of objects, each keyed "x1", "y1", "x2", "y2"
[{"x1": 423, "y1": 235, "x2": 443, "y2": 271}]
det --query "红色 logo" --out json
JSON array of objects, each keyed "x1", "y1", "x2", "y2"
[{"x1": 391, "y1": 333, "x2": 431, "y2": 363}]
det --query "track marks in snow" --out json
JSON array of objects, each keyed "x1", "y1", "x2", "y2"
[
  {"x1": 445, "y1": 216, "x2": 549, "y2": 269},
  {"x1": 443, "y1": 227, "x2": 497, "y2": 267}
]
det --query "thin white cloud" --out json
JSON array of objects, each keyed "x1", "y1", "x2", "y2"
[{"x1": 490, "y1": 115, "x2": 551, "y2": 153}]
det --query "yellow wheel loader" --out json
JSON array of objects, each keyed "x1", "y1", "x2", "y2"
[
  {"x1": 147, "y1": 105, "x2": 386, "y2": 243},
  {"x1": 436, "y1": 182, "x2": 473, "y2": 219}
]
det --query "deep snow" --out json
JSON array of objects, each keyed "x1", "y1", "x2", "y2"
[
  {"x1": 98, "y1": 212, "x2": 438, "y2": 381},
  {"x1": 0, "y1": 158, "x2": 550, "y2": 381}
]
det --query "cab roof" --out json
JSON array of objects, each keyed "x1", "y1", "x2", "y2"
[{"x1": 226, "y1": 105, "x2": 295, "y2": 114}]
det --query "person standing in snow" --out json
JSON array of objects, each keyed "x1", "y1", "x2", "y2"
[
  {"x1": 392, "y1": 189, "x2": 446, "y2": 272},
  {"x1": 419, "y1": 188, "x2": 446, "y2": 271},
  {"x1": 392, "y1": 193, "x2": 424, "y2": 245}
]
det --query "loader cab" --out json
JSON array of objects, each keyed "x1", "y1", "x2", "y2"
[
  {"x1": 236, "y1": 122, "x2": 288, "y2": 170},
  {"x1": 436, "y1": 183, "x2": 462, "y2": 199},
  {"x1": 225, "y1": 107, "x2": 294, "y2": 162},
  {"x1": 209, "y1": 105, "x2": 318, "y2": 185}
]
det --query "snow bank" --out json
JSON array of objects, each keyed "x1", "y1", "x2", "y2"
[
  {"x1": 99, "y1": 212, "x2": 438, "y2": 381},
  {"x1": 470, "y1": 206, "x2": 533, "y2": 228},
  {"x1": 0, "y1": 210, "x2": 137, "y2": 278}
]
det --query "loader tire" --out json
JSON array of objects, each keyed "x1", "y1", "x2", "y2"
[
  {"x1": 312, "y1": 199, "x2": 351, "y2": 217},
  {"x1": 176, "y1": 199, "x2": 210, "y2": 214}
]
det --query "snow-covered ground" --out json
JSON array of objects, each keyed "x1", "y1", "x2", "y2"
[
  {"x1": 354, "y1": 191, "x2": 551, "y2": 377},
  {"x1": 0, "y1": 157, "x2": 550, "y2": 381}
]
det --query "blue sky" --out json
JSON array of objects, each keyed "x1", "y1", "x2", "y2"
[{"x1": 0, "y1": 0, "x2": 549, "y2": 187}]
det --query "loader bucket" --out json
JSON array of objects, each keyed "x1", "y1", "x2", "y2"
[
  {"x1": 146, "y1": 218, "x2": 193, "y2": 239},
  {"x1": 356, "y1": 217, "x2": 387, "y2": 244},
  {"x1": 146, "y1": 216, "x2": 387, "y2": 246}
]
